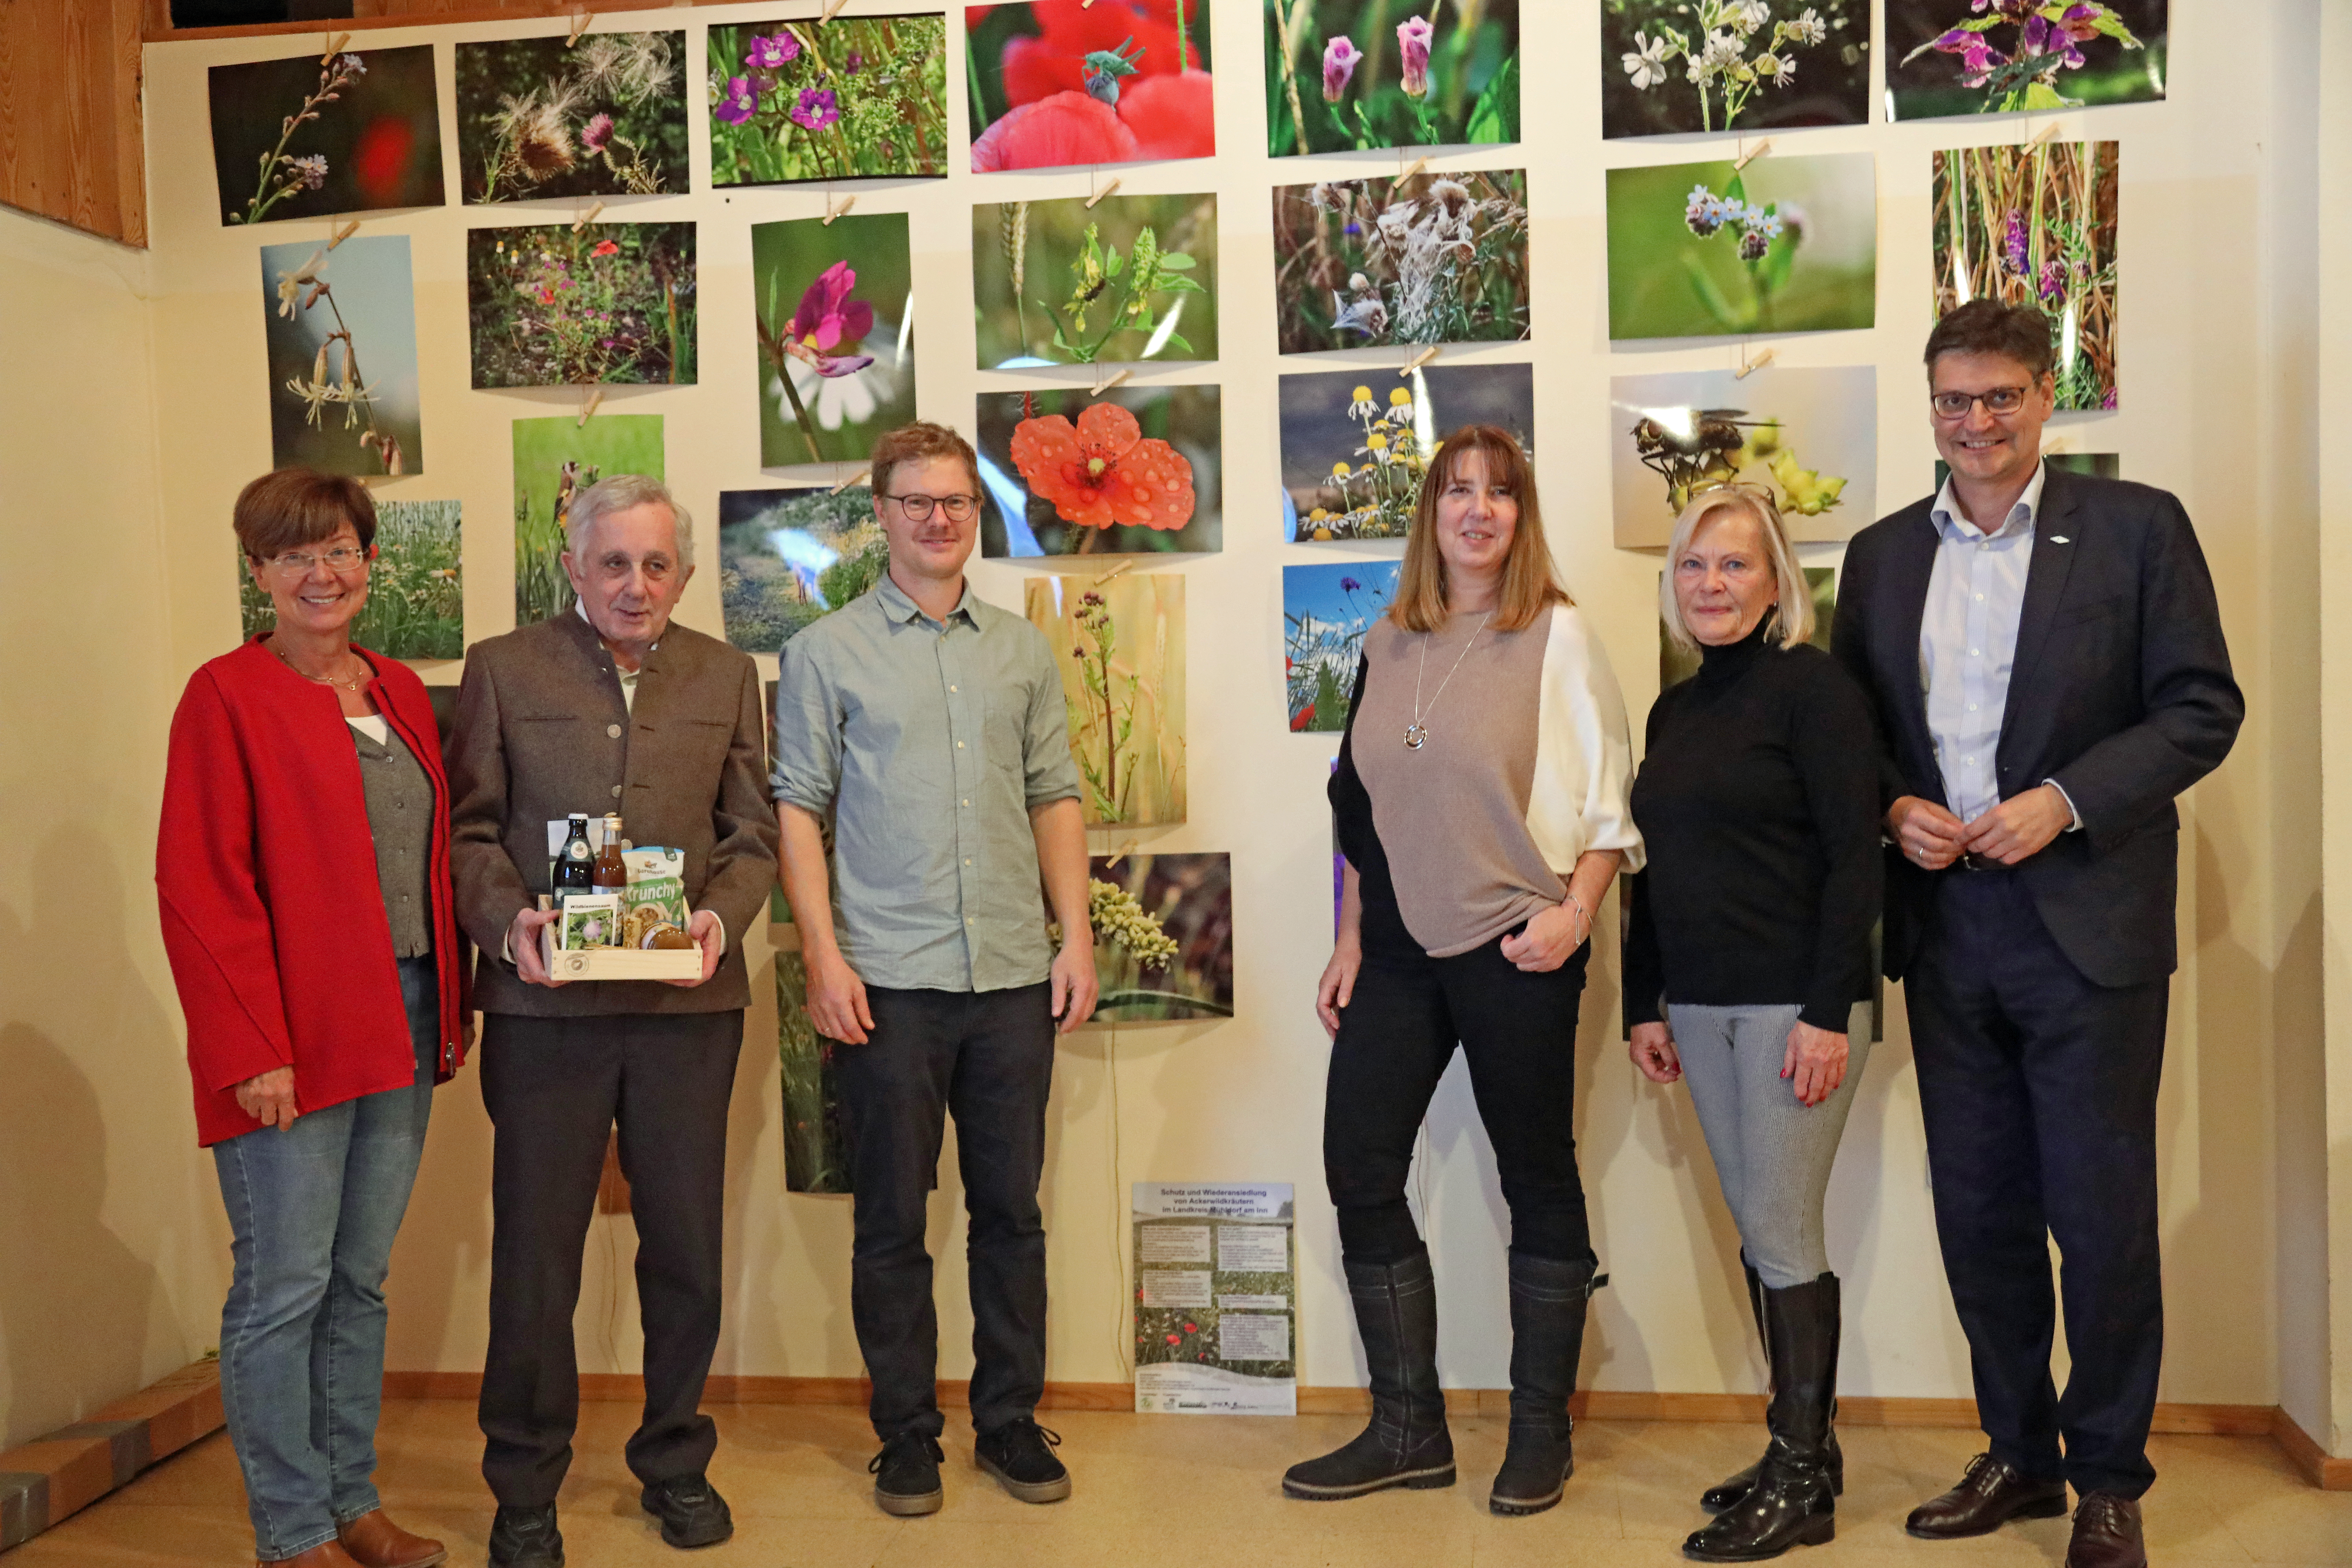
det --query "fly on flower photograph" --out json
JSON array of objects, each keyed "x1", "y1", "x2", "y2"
[
  {"x1": 978, "y1": 384, "x2": 1221, "y2": 557},
  {"x1": 467, "y1": 222, "x2": 696, "y2": 388},
  {"x1": 259, "y1": 235, "x2": 425, "y2": 478},
  {"x1": 1605, "y1": 150, "x2": 1876, "y2": 340},
  {"x1": 753, "y1": 214, "x2": 915, "y2": 468},
  {"x1": 511, "y1": 413, "x2": 665, "y2": 625},
  {"x1": 239, "y1": 499, "x2": 464, "y2": 663},
  {"x1": 1602, "y1": 0, "x2": 1867, "y2": 139},
  {"x1": 1026, "y1": 573, "x2": 1186, "y2": 826},
  {"x1": 209, "y1": 46, "x2": 445, "y2": 225},
  {"x1": 1278, "y1": 362, "x2": 1533, "y2": 541},
  {"x1": 709, "y1": 14, "x2": 949, "y2": 185},
  {"x1": 1888, "y1": 0, "x2": 2163, "y2": 120},
  {"x1": 966, "y1": 0, "x2": 1215, "y2": 172},
  {"x1": 1265, "y1": 0, "x2": 1519, "y2": 156},
  {"x1": 1284, "y1": 560, "x2": 1400, "y2": 733},
  {"x1": 973, "y1": 192, "x2": 1219, "y2": 368},
  {"x1": 1931, "y1": 139, "x2": 2118, "y2": 410},
  {"x1": 1272, "y1": 169, "x2": 1530, "y2": 356},
  {"x1": 1079, "y1": 853, "x2": 1233, "y2": 1022},
  {"x1": 455, "y1": 32, "x2": 690, "y2": 203},
  {"x1": 1609, "y1": 365, "x2": 1877, "y2": 547},
  {"x1": 718, "y1": 485, "x2": 888, "y2": 654}
]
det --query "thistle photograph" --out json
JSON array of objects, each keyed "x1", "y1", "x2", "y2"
[
  {"x1": 467, "y1": 223, "x2": 696, "y2": 388},
  {"x1": 1278, "y1": 362, "x2": 1533, "y2": 541},
  {"x1": 1079, "y1": 853, "x2": 1233, "y2": 1022},
  {"x1": 1026, "y1": 573, "x2": 1186, "y2": 827},
  {"x1": 239, "y1": 499, "x2": 464, "y2": 663},
  {"x1": 718, "y1": 486, "x2": 888, "y2": 654},
  {"x1": 1602, "y1": 0, "x2": 1867, "y2": 140},
  {"x1": 973, "y1": 193, "x2": 1218, "y2": 368},
  {"x1": 209, "y1": 46, "x2": 445, "y2": 226},
  {"x1": 455, "y1": 32, "x2": 689, "y2": 204},
  {"x1": 754, "y1": 214, "x2": 915, "y2": 468},
  {"x1": 966, "y1": 0, "x2": 1215, "y2": 172},
  {"x1": 1610, "y1": 365, "x2": 1877, "y2": 547},
  {"x1": 1889, "y1": 0, "x2": 2163, "y2": 121},
  {"x1": 1284, "y1": 561, "x2": 1400, "y2": 733},
  {"x1": 1932, "y1": 139, "x2": 2118, "y2": 410},
  {"x1": 709, "y1": 14, "x2": 949, "y2": 186},
  {"x1": 260, "y1": 236, "x2": 424, "y2": 478},
  {"x1": 1265, "y1": 0, "x2": 1519, "y2": 157},
  {"x1": 978, "y1": 384, "x2": 1221, "y2": 557},
  {"x1": 1272, "y1": 169, "x2": 1530, "y2": 355},
  {"x1": 511, "y1": 413, "x2": 664, "y2": 625},
  {"x1": 775, "y1": 952, "x2": 850, "y2": 1193},
  {"x1": 1606, "y1": 151, "x2": 1876, "y2": 340}
]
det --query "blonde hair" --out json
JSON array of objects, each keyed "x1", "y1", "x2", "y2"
[
  {"x1": 1658, "y1": 485, "x2": 1813, "y2": 653},
  {"x1": 1388, "y1": 425, "x2": 1566, "y2": 634}
]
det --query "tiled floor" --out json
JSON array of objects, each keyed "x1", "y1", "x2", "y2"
[{"x1": 11, "y1": 1400, "x2": 2348, "y2": 1566}]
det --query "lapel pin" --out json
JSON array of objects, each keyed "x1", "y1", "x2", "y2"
[{"x1": 2050, "y1": 535, "x2": 2071, "y2": 544}]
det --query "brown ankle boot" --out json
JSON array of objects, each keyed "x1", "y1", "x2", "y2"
[
  {"x1": 336, "y1": 1510, "x2": 448, "y2": 1568},
  {"x1": 259, "y1": 1542, "x2": 363, "y2": 1568}
]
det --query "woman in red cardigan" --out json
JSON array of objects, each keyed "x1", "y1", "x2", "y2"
[{"x1": 157, "y1": 469, "x2": 465, "y2": 1568}]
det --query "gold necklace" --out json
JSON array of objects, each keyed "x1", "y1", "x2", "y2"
[{"x1": 271, "y1": 641, "x2": 367, "y2": 693}]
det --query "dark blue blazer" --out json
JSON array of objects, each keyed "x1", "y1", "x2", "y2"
[{"x1": 1829, "y1": 464, "x2": 2243, "y2": 988}]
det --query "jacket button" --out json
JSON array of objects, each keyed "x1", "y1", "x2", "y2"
[
  {"x1": 607, "y1": 724, "x2": 622, "y2": 738},
  {"x1": 611, "y1": 785, "x2": 623, "y2": 798}
]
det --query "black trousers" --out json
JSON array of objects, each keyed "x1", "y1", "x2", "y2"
[
  {"x1": 1323, "y1": 930, "x2": 1594, "y2": 1268},
  {"x1": 838, "y1": 983, "x2": 1055, "y2": 1442},
  {"x1": 1906, "y1": 869, "x2": 2168, "y2": 1500},
  {"x1": 476, "y1": 1009, "x2": 742, "y2": 1508}
]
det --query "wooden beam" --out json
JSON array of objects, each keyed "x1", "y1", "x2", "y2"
[
  {"x1": 0, "y1": 0, "x2": 147, "y2": 247},
  {"x1": 144, "y1": 0, "x2": 750, "y2": 43}
]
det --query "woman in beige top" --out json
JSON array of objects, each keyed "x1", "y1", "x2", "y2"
[{"x1": 1282, "y1": 427, "x2": 1643, "y2": 1517}]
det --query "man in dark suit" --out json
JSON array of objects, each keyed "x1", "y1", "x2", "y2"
[
  {"x1": 448, "y1": 476, "x2": 778, "y2": 1568},
  {"x1": 1832, "y1": 302, "x2": 2241, "y2": 1568}
]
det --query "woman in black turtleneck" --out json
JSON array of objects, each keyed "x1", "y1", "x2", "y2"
[{"x1": 1623, "y1": 486, "x2": 1881, "y2": 1563}]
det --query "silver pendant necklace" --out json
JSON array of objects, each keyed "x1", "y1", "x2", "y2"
[{"x1": 1406, "y1": 612, "x2": 1493, "y2": 749}]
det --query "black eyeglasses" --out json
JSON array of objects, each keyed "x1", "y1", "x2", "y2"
[
  {"x1": 884, "y1": 491, "x2": 979, "y2": 523},
  {"x1": 1929, "y1": 386, "x2": 2031, "y2": 420}
]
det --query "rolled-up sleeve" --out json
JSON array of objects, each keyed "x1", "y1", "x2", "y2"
[
  {"x1": 771, "y1": 634, "x2": 845, "y2": 815},
  {"x1": 1019, "y1": 626, "x2": 1083, "y2": 810}
]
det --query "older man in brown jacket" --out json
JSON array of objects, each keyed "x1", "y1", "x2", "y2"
[{"x1": 448, "y1": 475, "x2": 777, "y2": 1568}]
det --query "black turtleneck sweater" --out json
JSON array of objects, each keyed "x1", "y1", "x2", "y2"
[{"x1": 1623, "y1": 618, "x2": 1881, "y2": 1031}]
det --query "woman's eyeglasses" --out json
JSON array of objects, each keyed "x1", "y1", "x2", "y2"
[{"x1": 262, "y1": 545, "x2": 369, "y2": 574}]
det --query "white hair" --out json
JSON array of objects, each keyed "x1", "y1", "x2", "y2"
[
  {"x1": 1657, "y1": 485, "x2": 1813, "y2": 653},
  {"x1": 566, "y1": 473, "x2": 694, "y2": 567}
]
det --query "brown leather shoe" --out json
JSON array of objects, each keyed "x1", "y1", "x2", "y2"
[
  {"x1": 259, "y1": 1542, "x2": 364, "y2": 1568},
  {"x1": 336, "y1": 1510, "x2": 448, "y2": 1568},
  {"x1": 1905, "y1": 1452, "x2": 2070, "y2": 1538},
  {"x1": 2066, "y1": 1494, "x2": 2147, "y2": 1568}
]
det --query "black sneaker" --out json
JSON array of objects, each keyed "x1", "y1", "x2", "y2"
[
  {"x1": 974, "y1": 1418, "x2": 1071, "y2": 1504},
  {"x1": 489, "y1": 1504, "x2": 564, "y2": 1568},
  {"x1": 638, "y1": 1474, "x2": 734, "y2": 1549},
  {"x1": 870, "y1": 1430, "x2": 946, "y2": 1516}
]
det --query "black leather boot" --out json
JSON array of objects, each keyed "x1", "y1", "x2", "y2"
[
  {"x1": 1684, "y1": 1273, "x2": 1839, "y2": 1561},
  {"x1": 1489, "y1": 1251, "x2": 1598, "y2": 1516},
  {"x1": 1701, "y1": 1259, "x2": 1843, "y2": 1513},
  {"x1": 1282, "y1": 1251, "x2": 1454, "y2": 1499}
]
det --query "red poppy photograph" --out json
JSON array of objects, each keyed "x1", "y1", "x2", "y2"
[
  {"x1": 966, "y1": 0, "x2": 1216, "y2": 172},
  {"x1": 976, "y1": 383, "x2": 1222, "y2": 557}
]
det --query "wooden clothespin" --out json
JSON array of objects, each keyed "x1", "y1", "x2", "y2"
[
  {"x1": 823, "y1": 193, "x2": 857, "y2": 226},
  {"x1": 1736, "y1": 344, "x2": 1775, "y2": 379},
  {"x1": 327, "y1": 218, "x2": 362, "y2": 251},
  {"x1": 566, "y1": 9, "x2": 592, "y2": 47},
  {"x1": 1401, "y1": 156, "x2": 1430, "y2": 182},
  {"x1": 830, "y1": 467, "x2": 873, "y2": 495},
  {"x1": 572, "y1": 201, "x2": 606, "y2": 234},
  {"x1": 819, "y1": 0, "x2": 850, "y2": 21},
  {"x1": 1104, "y1": 838, "x2": 1138, "y2": 869},
  {"x1": 1086, "y1": 176, "x2": 1123, "y2": 210},
  {"x1": 2044, "y1": 434, "x2": 2071, "y2": 455},
  {"x1": 320, "y1": 32, "x2": 350, "y2": 64},
  {"x1": 1734, "y1": 138, "x2": 1771, "y2": 173},
  {"x1": 2025, "y1": 120, "x2": 2062, "y2": 149},
  {"x1": 1399, "y1": 345, "x2": 1440, "y2": 377},
  {"x1": 1090, "y1": 367, "x2": 1133, "y2": 397},
  {"x1": 1094, "y1": 559, "x2": 1138, "y2": 586},
  {"x1": 576, "y1": 388, "x2": 604, "y2": 428}
]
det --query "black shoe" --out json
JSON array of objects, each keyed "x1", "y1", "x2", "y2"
[
  {"x1": 1684, "y1": 1274, "x2": 1840, "y2": 1562},
  {"x1": 1702, "y1": 1260, "x2": 1844, "y2": 1513},
  {"x1": 1282, "y1": 1251, "x2": 1455, "y2": 1500},
  {"x1": 1489, "y1": 1252, "x2": 1598, "y2": 1517},
  {"x1": 974, "y1": 1418, "x2": 1071, "y2": 1503},
  {"x1": 488, "y1": 1505, "x2": 564, "y2": 1568},
  {"x1": 638, "y1": 1474, "x2": 733, "y2": 1549},
  {"x1": 869, "y1": 1430, "x2": 946, "y2": 1517}
]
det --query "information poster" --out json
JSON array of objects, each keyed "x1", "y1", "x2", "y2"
[{"x1": 1132, "y1": 1183, "x2": 1297, "y2": 1415}]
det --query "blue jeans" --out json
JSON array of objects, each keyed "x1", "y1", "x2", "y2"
[{"x1": 213, "y1": 954, "x2": 437, "y2": 1560}]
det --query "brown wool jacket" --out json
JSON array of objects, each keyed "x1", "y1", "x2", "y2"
[{"x1": 447, "y1": 610, "x2": 779, "y2": 1018}]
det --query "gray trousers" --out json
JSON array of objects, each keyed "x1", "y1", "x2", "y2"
[{"x1": 1669, "y1": 1001, "x2": 1872, "y2": 1289}]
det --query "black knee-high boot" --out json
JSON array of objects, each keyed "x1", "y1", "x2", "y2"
[
  {"x1": 1701, "y1": 1259, "x2": 1843, "y2": 1513},
  {"x1": 1489, "y1": 1251, "x2": 1598, "y2": 1516},
  {"x1": 1685, "y1": 1273, "x2": 1840, "y2": 1561},
  {"x1": 1282, "y1": 1251, "x2": 1454, "y2": 1499}
]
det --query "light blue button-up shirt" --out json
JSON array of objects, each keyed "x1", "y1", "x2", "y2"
[{"x1": 1919, "y1": 462, "x2": 2049, "y2": 825}]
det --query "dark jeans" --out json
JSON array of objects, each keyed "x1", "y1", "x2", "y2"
[
  {"x1": 1907, "y1": 868, "x2": 2168, "y2": 1500},
  {"x1": 476, "y1": 1008, "x2": 742, "y2": 1508},
  {"x1": 1324, "y1": 930, "x2": 1594, "y2": 1267},
  {"x1": 837, "y1": 982, "x2": 1055, "y2": 1442}
]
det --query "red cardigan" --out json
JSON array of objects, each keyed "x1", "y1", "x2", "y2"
[{"x1": 158, "y1": 638, "x2": 468, "y2": 1146}]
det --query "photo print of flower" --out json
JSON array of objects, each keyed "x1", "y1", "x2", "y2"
[
  {"x1": 1264, "y1": 0, "x2": 1519, "y2": 156},
  {"x1": 1278, "y1": 361, "x2": 1532, "y2": 541},
  {"x1": 974, "y1": 193, "x2": 1218, "y2": 367},
  {"x1": 1026, "y1": 573, "x2": 1186, "y2": 826},
  {"x1": 1078, "y1": 853, "x2": 1233, "y2": 1021},
  {"x1": 753, "y1": 214, "x2": 915, "y2": 468},
  {"x1": 239, "y1": 499, "x2": 464, "y2": 662},
  {"x1": 209, "y1": 46, "x2": 445, "y2": 226},
  {"x1": 978, "y1": 384, "x2": 1220, "y2": 557},
  {"x1": 1273, "y1": 169, "x2": 1530, "y2": 355},
  {"x1": 1610, "y1": 365, "x2": 1876, "y2": 547},
  {"x1": 467, "y1": 223, "x2": 696, "y2": 388},
  {"x1": 1602, "y1": 0, "x2": 1867, "y2": 139},
  {"x1": 1284, "y1": 560, "x2": 1400, "y2": 732},
  {"x1": 1889, "y1": 0, "x2": 2163, "y2": 120},
  {"x1": 966, "y1": 0, "x2": 1214, "y2": 172},
  {"x1": 260, "y1": 236, "x2": 424, "y2": 478},
  {"x1": 1661, "y1": 567, "x2": 1833, "y2": 690},
  {"x1": 456, "y1": 32, "x2": 688, "y2": 204},
  {"x1": 1606, "y1": 151, "x2": 1875, "y2": 340},
  {"x1": 1932, "y1": 139, "x2": 2118, "y2": 411},
  {"x1": 512, "y1": 413, "x2": 664, "y2": 625},
  {"x1": 775, "y1": 951, "x2": 851, "y2": 1192},
  {"x1": 718, "y1": 486, "x2": 888, "y2": 654},
  {"x1": 709, "y1": 14, "x2": 949, "y2": 185}
]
